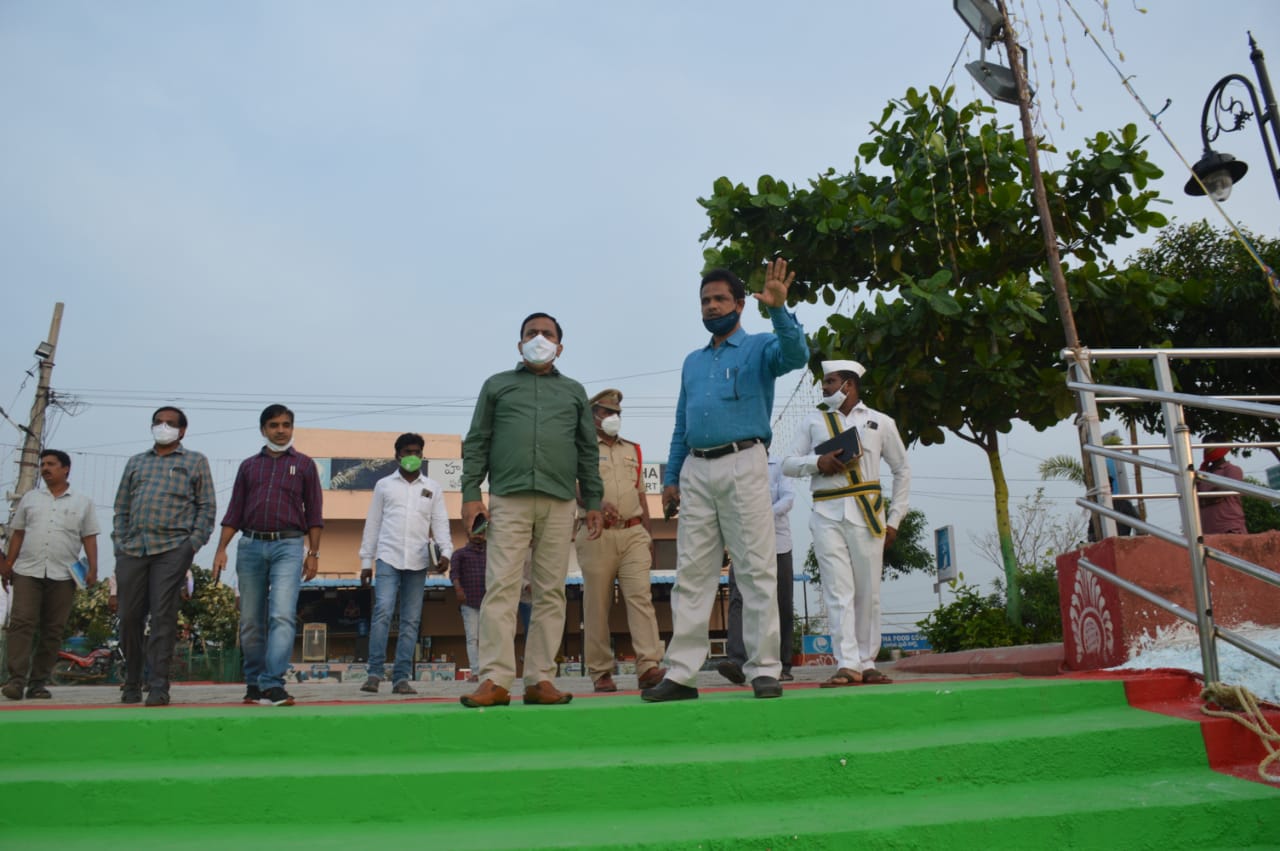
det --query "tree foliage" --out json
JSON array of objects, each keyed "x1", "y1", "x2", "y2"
[
  {"x1": 1126, "y1": 221, "x2": 1280, "y2": 460},
  {"x1": 971, "y1": 488, "x2": 1086, "y2": 572},
  {"x1": 182, "y1": 564, "x2": 240, "y2": 649},
  {"x1": 919, "y1": 562, "x2": 1063, "y2": 653},
  {"x1": 884, "y1": 506, "x2": 934, "y2": 579},
  {"x1": 63, "y1": 580, "x2": 114, "y2": 647},
  {"x1": 1243, "y1": 477, "x2": 1280, "y2": 534},
  {"x1": 699, "y1": 85, "x2": 1170, "y2": 620}
]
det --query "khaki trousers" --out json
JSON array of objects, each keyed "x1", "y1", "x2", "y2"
[
  {"x1": 5, "y1": 575, "x2": 77, "y2": 688},
  {"x1": 666, "y1": 442, "x2": 780, "y2": 685},
  {"x1": 575, "y1": 523, "x2": 664, "y2": 681},
  {"x1": 476, "y1": 493, "x2": 575, "y2": 689}
]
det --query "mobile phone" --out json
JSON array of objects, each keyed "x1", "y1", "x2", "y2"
[{"x1": 471, "y1": 513, "x2": 488, "y2": 535}]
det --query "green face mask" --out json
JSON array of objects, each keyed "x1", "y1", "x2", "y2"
[{"x1": 399, "y1": 455, "x2": 423, "y2": 473}]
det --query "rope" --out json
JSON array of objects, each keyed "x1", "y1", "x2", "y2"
[{"x1": 1200, "y1": 681, "x2": 1280, "y2": 783}]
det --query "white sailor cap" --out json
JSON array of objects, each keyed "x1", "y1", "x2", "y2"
[{"x1": 820, "y1": 359, "x2": 866, "y2": 378}]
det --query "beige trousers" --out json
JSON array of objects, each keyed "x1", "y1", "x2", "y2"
[
  {"x1": 575, "y1": 523, "x2": 664, "y2": 680},
  {"x1": 665, "y1": 442, "x2": 780, "y2": 685},
  {"x1": 476, "y1": 493, "x2": 576, "y2": 689}
]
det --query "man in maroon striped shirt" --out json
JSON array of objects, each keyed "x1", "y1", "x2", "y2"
[
  {"x1": 213, "y1": 404, "x2": 323, "y2": 707},
  {"x1": 450, "y1": 525, "x2": 488, "y2": 681}
]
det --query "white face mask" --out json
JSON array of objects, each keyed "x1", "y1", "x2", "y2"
[
  {"x1": 600, "y1": 414, "x2": 621, "y2": 437},
  {"x1": 818, "y1": 384, "x2": 848, "y2": 412},
  {"x1": 151, "y1": 423, "x2": 181, "y2": 445},
  {"x1": 264, "y1": 437, "x2": 293, "y2": 453},
  {"x1": 520, "y1": 334, "x2": 559, "y2": 366}
]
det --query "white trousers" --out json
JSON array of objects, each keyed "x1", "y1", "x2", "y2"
[
  {"x1": 666, "y1": 443, "x2": 780, "y2": 685},
  {"x1": 811, "y1": 511, "x2": 883, "y2": 672}
]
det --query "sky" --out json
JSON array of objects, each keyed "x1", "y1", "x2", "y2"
[{"x1": 2, "y1": 2, "x2": 1278, "y2": 631}]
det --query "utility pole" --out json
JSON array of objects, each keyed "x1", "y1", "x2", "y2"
[{"x1": 9, "y1": 303, "x2": 64, "y2": 511}]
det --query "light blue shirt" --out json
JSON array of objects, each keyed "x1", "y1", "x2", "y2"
[{"x1": 665, "y1": 307, "x2": 807, "y2": 485}]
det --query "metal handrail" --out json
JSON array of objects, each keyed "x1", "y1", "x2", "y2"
[{"x1": 1062, "y1": 347, "x2": 1280, "y2": 685}]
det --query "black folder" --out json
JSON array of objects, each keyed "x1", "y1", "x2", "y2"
[{"x1": 814, "y1": 426, "x2": 862, "y2": 462}]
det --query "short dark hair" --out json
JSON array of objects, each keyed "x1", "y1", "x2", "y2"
[
  {"x1": 152, "y1": 406, "x2": 188, "y2": 429},
  {"x1": 39, "y1": 449, "x2": 70, "y2": 470},
  {"x1": 520, "y1": 312, "x2": 564, "y2": 342},
  {"x1": 259, "y1": 404, "x2": 294, "y2": 429},
  {"x1": 700, "y1": 268, "x2": 746, "y2": 301},
  {"x1": 395, "y1": 432, "x2": 425, "y2": 455}
]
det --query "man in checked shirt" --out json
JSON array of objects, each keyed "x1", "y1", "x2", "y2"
[
  {"x1": 113, "y1": 406, "x2": 216, "y2": 706},
  {"x1": 213, "y1": 404, "x2": 324, "y2": 707}
]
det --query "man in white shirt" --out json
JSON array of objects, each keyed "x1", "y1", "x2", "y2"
[
  {"x1": 2, "y1": 450, "x2": 99, "y2": 701},
  {"x1": 357, "y1": 433, "x2": 453, "y2": 695},
  {"x1": 783, "y1": 360, "x2": 910, "y2": 687}
]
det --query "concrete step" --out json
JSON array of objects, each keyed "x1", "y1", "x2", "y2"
[{"x1": 1, "y1": 677, "x2": 1276, "y2": 848}]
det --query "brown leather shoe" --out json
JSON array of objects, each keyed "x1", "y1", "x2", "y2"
[
  {"x1": 523, "y1": 680, "x2": 573, "y2": 705},
  {"x1": 459, "y1": 679, "x2": 511, "y2": 708},
  {"x1": 636, "y1": 666, "x2": 667, "y2": 690},
  {"x1": 593, "y1": 674, "x2": 618, "y2": 693}
]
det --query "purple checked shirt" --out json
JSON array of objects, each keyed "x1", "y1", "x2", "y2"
[{"x1": 220, "y1": 447, "x2": 324, "y2": 533}]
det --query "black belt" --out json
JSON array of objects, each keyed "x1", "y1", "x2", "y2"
[
  {"x1": 243, "y1": 529, "x2": 304, "y2": 541},
  {"x1": 690, "y1": 438, "x2": 763, "y2": 460}
]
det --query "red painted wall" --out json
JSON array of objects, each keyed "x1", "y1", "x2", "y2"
[{"x1": 1057, "y1": 531, "x2": 1280, "y2": 670}]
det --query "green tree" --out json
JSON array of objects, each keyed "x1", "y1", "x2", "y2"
[
  {"x1": 1243, "y1": 476, "x2": 1280, "y2": 534},
  {"x1": 63, "y1": 580, "x2": 113, "y2": 647},
  {"x1": 181, "y1": 565, "x2": 240, "y2": 650},
  {"x1": 1128, "y1": 221, "x2": 1280, "y2": 460},
  {"x1": 883, "y1": 506, "x2": 934, "y2": 579},
  {"x1": 700, "y1": 85, "x2": 1170, "y2": 622}
]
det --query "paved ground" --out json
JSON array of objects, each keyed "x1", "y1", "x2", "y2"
[{"x1": 0, "y1": 661, "x2": 988, "y2": 708}]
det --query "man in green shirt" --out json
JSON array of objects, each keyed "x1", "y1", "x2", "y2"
[{"x1": 460, "y1": 312, "x2": 604, "y2": 708}]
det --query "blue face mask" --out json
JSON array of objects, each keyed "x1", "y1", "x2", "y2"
[{"x1": 702, "y1": 310, "x2": 739, "y2": 337}]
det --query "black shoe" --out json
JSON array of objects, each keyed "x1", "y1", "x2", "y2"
[
  {"x1": 1, "y1": 681, "x2": 22, "y2": 701},
  {"x1": 779, "y1": 670, "x2": 795, "y2": 682},
  {"x1": 359, "y1": 676, "x2": 381, "y2": 694},
  {"x1": 242, "y1": 686, "x2": 263, "y2": 704},
  {"x1": 752, "y1": 676, "x2": 783, "y2": 699},
  {"x1": 25, "y1": 685, "x2": 52, "y2": 699},
  {"x1": 641, "y1": 679, "x2": 699, "y2": 703},
  {"x1": 121, "y1": 685, "x2": 143, "y2": 704},
  {"x1": 144, "y1": 689, "x2": 170, "y2": 707},
  {"x1": 261, "y1": 687, "x2": 295, "y2": 706},
  {"x1": 391, "y1": 680, "x2": 417, "y2": 695},
  {"x1": 715, "y1": 659, "x2": 746, "y2": 685}
]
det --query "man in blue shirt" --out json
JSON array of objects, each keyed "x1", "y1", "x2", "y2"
[{"x1": 644, "y1": 259, "x2": 807, "y2": 702}]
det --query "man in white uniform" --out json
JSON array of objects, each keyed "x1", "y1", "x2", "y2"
[{"x1": 782, "y1": 360, "x2": 910, "y2": 686}]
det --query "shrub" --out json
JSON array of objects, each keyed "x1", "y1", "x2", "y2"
[{"x1": 920, "y1": 561, "x2": 1063, "y2": 653}]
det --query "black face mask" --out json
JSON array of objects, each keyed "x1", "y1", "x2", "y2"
[{"x1": 703, "y1": 311, "x2": 739, "y2": 336}]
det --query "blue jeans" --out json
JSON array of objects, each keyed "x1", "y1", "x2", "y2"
[
  {"x1": 237, "y1": 538, "x2": 304, "y2": 691},
  {"x1": 368, "y1": 560, "x2": 428, "y2": 684}
]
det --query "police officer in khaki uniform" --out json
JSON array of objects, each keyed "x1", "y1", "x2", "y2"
[{"x1": 575, "y1": 389, "x2": 667, "y2": 692}]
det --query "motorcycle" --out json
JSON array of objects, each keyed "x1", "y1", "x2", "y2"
[{"x1": 50, "y1": 641, "x2": 125, "y2": 685}]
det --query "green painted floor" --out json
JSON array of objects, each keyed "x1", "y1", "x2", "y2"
[{"x1": 2, "y1": 678, "x2": 1276, "y2": 849}]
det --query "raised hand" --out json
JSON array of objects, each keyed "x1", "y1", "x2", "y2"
[{"x1": 753, "y1": 257, "x2": 796, "y2": 309}]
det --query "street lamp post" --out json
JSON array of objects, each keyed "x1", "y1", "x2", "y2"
[{"x1": 1185, "y1": 32, "x2": 1280, "y2": 202}]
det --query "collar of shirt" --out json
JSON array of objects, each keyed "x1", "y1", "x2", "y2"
[
  {"x1": 703, "y1": 327, "x2": 747, "y2": 350},
  {"x1": 147, "y1": 443, "x2": 188, "y2": 457},
  {"x1": 515, "y1": 362, "x2": 562, "y2": 376}
]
